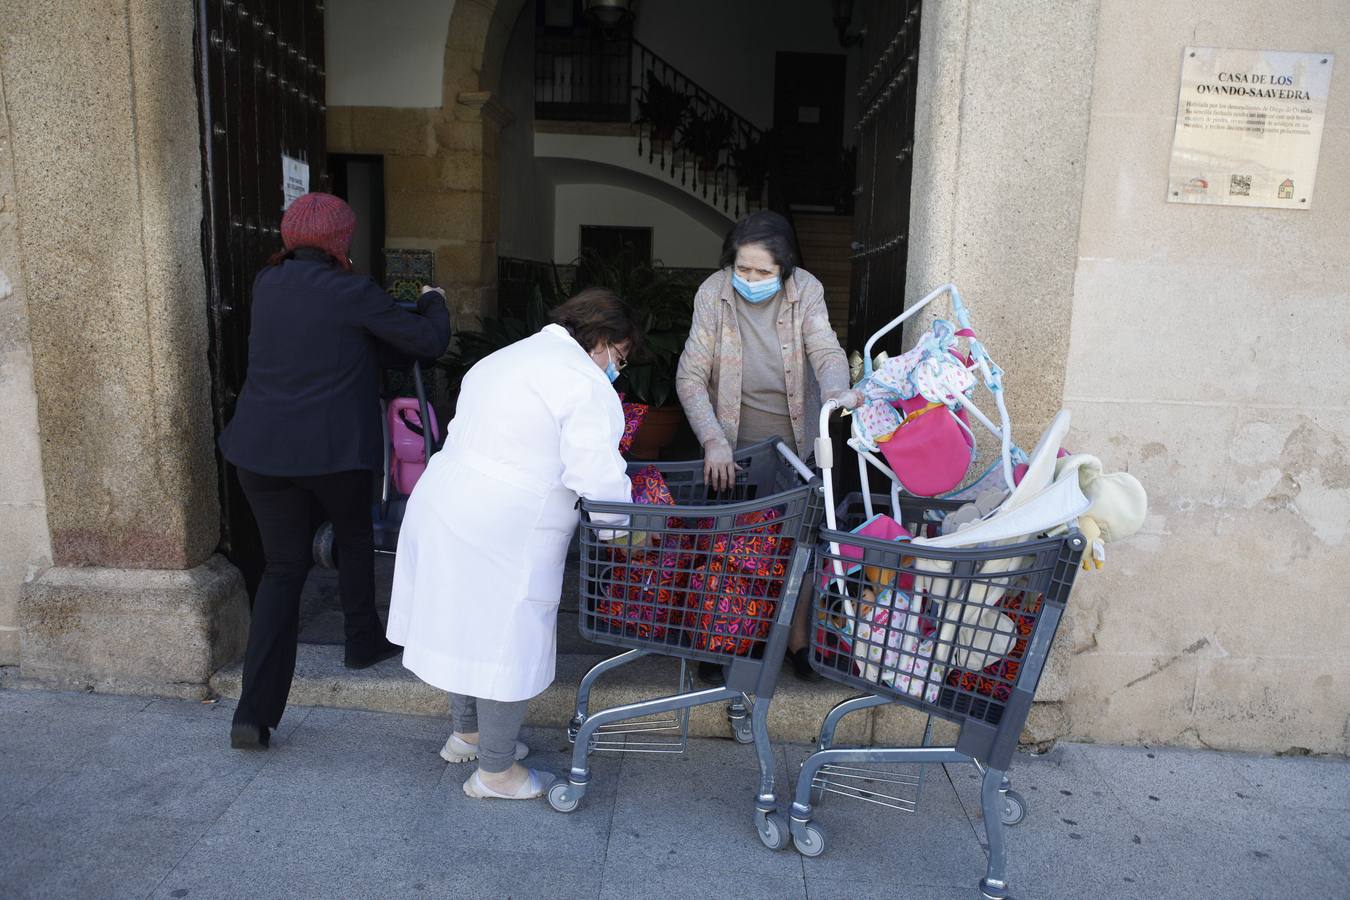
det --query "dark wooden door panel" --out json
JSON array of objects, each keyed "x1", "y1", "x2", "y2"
[
  {"x1": 848, "y1": 0, "x2": 922, "y2": 353},
  {"x1": 195, "y1": 0, "x2": 328, "y2": 594}
]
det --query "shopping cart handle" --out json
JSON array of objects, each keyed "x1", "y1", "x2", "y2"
[{"x1": 775, "y1": 440, "x2": 817, "y2": 485}]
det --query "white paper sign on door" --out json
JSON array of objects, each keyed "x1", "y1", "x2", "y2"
[
  {"x1": 282, "y1": 155, "x2": 310, "y2": 210},
  {"x1": 1167, "y1": 47, "x2": 1335, "y2": 209}
]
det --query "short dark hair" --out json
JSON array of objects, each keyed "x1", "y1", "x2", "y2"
[
  {"x1": 719, "y1": 210, "x2": 801, "y2": 281},
  {"x1": 550, "y1": 287, "x2": 645, "y2": 356}
]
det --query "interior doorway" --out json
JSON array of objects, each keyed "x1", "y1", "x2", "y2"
[
  {"x1": 330, "y1": 154, "x2": 386, "y2": 283},
  {"x1": 773, "y1": 51, "x2": 848, "y2": 211}
]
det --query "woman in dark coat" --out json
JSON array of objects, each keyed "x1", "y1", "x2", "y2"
[{"x1": 219, "y1": 192, "x2": 451, "y2": 749}]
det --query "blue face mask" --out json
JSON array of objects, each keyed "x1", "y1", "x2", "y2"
[
  {"x1": 604, "y1": 347, "x2": 621, "y2": 383},
  {"x1": 733, "y1": 272, "x2": 781, "y2": 303}
]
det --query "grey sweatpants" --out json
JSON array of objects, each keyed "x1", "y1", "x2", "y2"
[{"x1": 449, "y1": 693, "x2": 528, "y2": 773}]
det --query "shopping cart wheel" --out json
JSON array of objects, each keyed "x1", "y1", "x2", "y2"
[
  {"x1": 792, "y1": 821, "x2": 827, "y2": 858},
  {"x1": 730, "y1": 717, "x2": 754, "y2": 744},
  {"x1": 312, "y1": 522, "x2": 336, "y2": 569},
  {"x1": 756, "y1": 811, "x2": 790, "y2": 851},
  {"x1": 547, "y1": 780, "x2": 582, "y2": 814},
  {"x1": 1000, "y1": 789, "x2": 1027, "y2": 826}
]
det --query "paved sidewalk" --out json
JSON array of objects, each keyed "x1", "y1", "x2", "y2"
[{"x1": 1, "y1": 688, "x2": 1346, "y2": 900}]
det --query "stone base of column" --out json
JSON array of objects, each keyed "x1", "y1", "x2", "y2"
[{"x1": 18, "y1": 555, "x2": 248, "y2": 699}]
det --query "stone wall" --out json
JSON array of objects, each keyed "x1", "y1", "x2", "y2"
[
  {"x1": 1, "y1": 0, "x2": 247, "y2": 693},
  {"x1": 907, "y1": 0, "x2": 1349, "y2": 754},
  {"x1": 1054, "y1": 1, "x2": 1350, "y2": 754},
  {"x1": 0, "y1": 64, "x2": 53, "y2": 666}
]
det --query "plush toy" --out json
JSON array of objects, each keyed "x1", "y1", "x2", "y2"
[{"x1": 1055, "y1": 454, "x2": 1148, "y2": 570}]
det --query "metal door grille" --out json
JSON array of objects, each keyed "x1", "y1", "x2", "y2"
[
  {"x1": 195, "y1": 0, "x2": 328, "y2": 591},
  {"x1": 848, "y1": 0, "x2": 922, "y2": 352}
]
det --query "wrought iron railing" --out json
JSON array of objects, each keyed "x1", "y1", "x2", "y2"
[
  {"x1": 535, "y1": 32, "x2": 633, "y2": 122},
  {"x1": 534, "y1": 33, "x2": 768, "y2": 218}
]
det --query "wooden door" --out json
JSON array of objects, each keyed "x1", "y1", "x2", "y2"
[{"x1": 195, "y1": 0, "x2": 328, "y2": 595}]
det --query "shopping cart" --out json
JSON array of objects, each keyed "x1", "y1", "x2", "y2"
[
  {"x1": 783, "y1": 394, "x2": 1087, "y2": 898},
  {"x1": 546, "y1": 437, "x2": 823, "y2": 850}
]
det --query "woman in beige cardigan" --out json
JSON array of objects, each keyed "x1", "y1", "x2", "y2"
[{"x1": 676, "y1": 210, "x2": 861, "y2": 682}]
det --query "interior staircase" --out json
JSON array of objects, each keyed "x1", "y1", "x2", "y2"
[
  {"x1": 793, "y1": 213, "x2": 855, "y2": 344},
  {"x1": 534, "y1": 35, "x2": 769, "y2": 222}
]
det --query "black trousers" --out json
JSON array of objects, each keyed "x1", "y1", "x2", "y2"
[{"x1": 234, "y1": 467, "x2": 382, "y2": 728}]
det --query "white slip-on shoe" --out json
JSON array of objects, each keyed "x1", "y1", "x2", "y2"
[
  {"x1": 462, "y1": 768, "x2": 554, "y2": 800},
  {"x1": 439, "y1": 733, "x2": 530, "y2": 764}
]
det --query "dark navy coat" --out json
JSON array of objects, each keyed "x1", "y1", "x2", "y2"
[{"x1": 219, "y1": 249, "x2": 451, "y2": 476}]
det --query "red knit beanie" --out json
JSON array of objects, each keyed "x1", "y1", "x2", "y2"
[{"x1": 280, "y1": 192, "x2": 356, "y2": 266}]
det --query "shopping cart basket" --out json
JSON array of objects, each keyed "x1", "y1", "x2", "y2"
[
  {"x1": 786, "y1": 416, "x2": 1085, "y2": 898},
  {"x1": 546, "y1": 437, "x2": 823, "y2": 851}
]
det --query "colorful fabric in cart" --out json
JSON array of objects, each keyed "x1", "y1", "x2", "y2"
[{"x1": 594, "y1": 467, "x2": 794, "y2": 657}]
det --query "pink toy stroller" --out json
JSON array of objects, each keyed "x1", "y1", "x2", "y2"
[
  {"x1": 388, "y1": 395, "x2": 439, "y2": 496},
  {"x1": 312, "y1": 359, "x2": 441, "y2": 568}
]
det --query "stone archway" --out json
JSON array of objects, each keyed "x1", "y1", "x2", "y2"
[
  {"x1": 328, "y1": 0, "x2": 528, "y2": 328},
  {"x1": 428, "y1": 0, "x2": 530, "y2": 324}
]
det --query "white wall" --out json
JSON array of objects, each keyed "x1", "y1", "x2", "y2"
[
  {"x1": 326, "y1": 0, "x2": 454, "y2": 108},
  {"x1": 552, "y1": 182, "x2": 724, "y2": 268},
  {"x1": 1057, "y1": 1, "x2": 1350, "y2": 753},
  {"x1": 633, "y1": 0, "x2": 860, "y2": 139}
]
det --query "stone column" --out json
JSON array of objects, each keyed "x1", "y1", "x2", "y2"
[
  {"x1": 902, "y1": 0, "x2": 1100, "y2": 433},
  {"x1": 1, "y1": 0, "x2": 247, "y2": 696},
  {"x1": 0, "y1": 64, "x2": 53, "y2": 667},
  {"x1": 873, "y1": 0, "x2": 1101, "y2": 745}
]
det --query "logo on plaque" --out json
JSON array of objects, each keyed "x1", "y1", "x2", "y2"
[{"x1": 1278, "y1": 179, "x2": 1295, "y2": 199}]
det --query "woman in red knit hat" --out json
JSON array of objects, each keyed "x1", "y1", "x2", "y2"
[{"x1": 219, "y1": 192, "x2": 451, "y2": 750}]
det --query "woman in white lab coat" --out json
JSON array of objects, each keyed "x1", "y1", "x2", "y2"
[{"x1": 387, "y1": 288, "x2": 642, "y2": 800}]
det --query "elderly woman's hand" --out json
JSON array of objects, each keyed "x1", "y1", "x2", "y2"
[
  {"x1": 703, "y1": 438, "x2": 738, "y2": 493},
  {"x1": 827, "y1": 389, "x2": 865, "y2": 411}
]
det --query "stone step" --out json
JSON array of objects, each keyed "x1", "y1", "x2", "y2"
[
  {"x1": 209, "y1": 641, "x2": 889, "y2": 745},
  {"x1": 225, "y1": 547, "x2": 947, "y2": 748}
]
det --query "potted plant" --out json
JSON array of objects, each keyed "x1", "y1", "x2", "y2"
[
  {"x1": 450, "y1": 250, "x2": 698, "y2": 459},
  {"x1": 569, "y1": 247, "x2": 695, "y2": 458},
  {"x1": 635, "y1": 71, "x2": 689, "y2": 145},
  {"x1": 678, "y1": 108, "x2": 734, "y2": 174}
]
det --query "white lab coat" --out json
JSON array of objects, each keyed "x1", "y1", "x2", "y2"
[{"x1": 387, "y1": 324, "x2": 631, "y2": 702}]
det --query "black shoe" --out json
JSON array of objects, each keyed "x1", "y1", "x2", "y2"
[
  {"x1": 230, "y1": 720, "x2": 271, "y2": 750},
  {"x1": 344, "y1": 636, "x2": 401, "y2": 670},
  {"x1": 697, "y1": 661, "x2": 726, "y2": 686},
  {"x1": 787, "y1": 647, "x2": 821, "y2": 683}
]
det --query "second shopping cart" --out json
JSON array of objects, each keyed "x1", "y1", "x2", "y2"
[{"x1": 546, "y1": 436, "x2": 822, "y2": 850}]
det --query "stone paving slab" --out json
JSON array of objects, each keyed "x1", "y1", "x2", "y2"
[{"x1": 1, "y1": 687, "x2": 1347, "y2": 900}]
